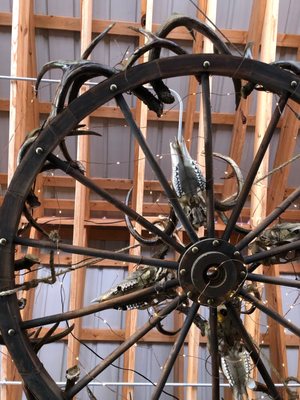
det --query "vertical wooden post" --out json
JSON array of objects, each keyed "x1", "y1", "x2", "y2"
[
  {"x1": 184, "y1": 0, "x2": 207, "y2": 149},
  {"x1": 122, "y1": 1, "x2": 153, "y2": 399},
  {"x1": 8, "y1": 0, "x2": 36, "y2": 182},
  {"x1": 223, "y1": 0, "x2": 267, "y2": 200},
  {"x1": 67, "y1": 0, "x2": 93, "y2": 370},
  {"x1": 265, "y1": 264, "x2": 288, "y2": 380},
  {"x1": 244, "y1": 2, "x2": 284, "y2": 399},
  {"x1": 173, "y1": 231, "x2": 185, "y2": 400},
  {"x1": 1, "y1": 1, "x2": 39, "y2": 399},
  {"x1": 250, "y1": 0, "x2": 278, "y2": 227},
  {"x1": 264, "y1": 50, "x2": 300, "y2": 394},
  {"x1": 224, "y1": 5, "x2": 266, "y2": 397},
  {"x1": 267, "y1": 47, "x2": 300, "y2": 214}
]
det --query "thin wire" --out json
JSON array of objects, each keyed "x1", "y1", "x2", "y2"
[
  {"x1": 94, "y1": 314, "x2": 124, "y2": 340},
  {"x1": 0, "y1": 74, "x2": 97, "y2": 86},
  {"x1": 57, "y1": 261, "x2": 182, "y2": 400},
  {"x1": 59, "y1": 275, "x2": 126, "y2": 400},
  {"x1": 187, "y1": 0, "x2": 243, "y2": 56},
  {"x1": 0, "y1": 242, "x2": 140, "y2": 296},
  {"x1": 254, "y1": 152, "x2": 300, "y2": 185}
]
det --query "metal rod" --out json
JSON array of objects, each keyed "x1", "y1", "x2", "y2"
[
  {"x1": 14, "y1": 236, "x2": 178, "y2": 270},
  {"x1": 226, "y1": 302, "x2": 282, "y2": 400},
  {"x1": 209, "y1": 307, "x2": 220, "y2": 400},
  {"x1": 66, "y1": 296, "x2": 184, "y2": 398},
  {"x1": 236, "y1": 186, "x2": 300, "y2": 251},
  {"x1": 0, "y1": 74, "x2": 98, "y2": 86},
  {"x1": 239, "y1": 288, "x2": 300, "y2": 337},
  {"x1": 247, "y1": 272, "x2": 300, "y2": 289},
  {"x1": 21, "y1": 280, "x2": 179, "y2": 329},
  {"x1": 222, "y1": 94, "x2": 289, "y2": 241},
  {"x1": 116, "y1": 94, "x2": 199, "y2": 243},
  {"x1": 1, "y1": 381, "x2": 299, "y2": 388},
  {"x1": 151, "y1": 303, "x2": 200, "y2": 400},
  {"x1": 244, "y1": 239, "x2": 300, "y2": 264},
  {"x1": 247, "y1": 262, "x2": 261, "y2": 273},
  {"x1": 47, "y1": 153, "x2": 183, "y2": 253},
  {"x1": 201, "y1": 73, "x2": 215, "y2": 238}
]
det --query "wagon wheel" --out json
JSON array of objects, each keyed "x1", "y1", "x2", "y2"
[{"x1": 0, "y1": 54, "x2": 300, "y2": 400}]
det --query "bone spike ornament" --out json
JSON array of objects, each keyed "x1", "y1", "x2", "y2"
[
  {"x1": 170, "y1": 138, "x2": 206, "y2": 228},
  {"x1": 91, "y1": 265, "x2": 176, "y2": 309}
]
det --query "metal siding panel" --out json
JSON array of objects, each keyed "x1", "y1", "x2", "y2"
[
  {"x1": 34, "y1": 0, "x2": 48, "y2": 15},
  {"x1": 0, "y1": 112, "x2": 9, "y2": 173},
  {"x1": 134, "y1": 343, "x2": 175, "y2": 399},
  {"x1": 93, "y1": 0, "x2": 139, "y2": 22},
  {"x1": 38, "y1": 342, "x2": 68, "y2": 382},
  {"x1": 82, "y1": 266, "x2": 126, "y2": 329},
  {"x1": 0, "y1": 0, "x2": 12, "y2": 12},
  {"x1": 46, "y1": 0, "x2": 78, "y2": 18},
  {"x1": 32, "y1": 267, "x2": 71, "y2": 318},
  {"x1": 216, "y1": 0, "x2": 253, "y2": 30},
  {"x1": 78, "y1": 342, "x2": 123, "y2": 400},
  {"x1": 0, "y1": 28, "x2": 12, "y2": 99}
]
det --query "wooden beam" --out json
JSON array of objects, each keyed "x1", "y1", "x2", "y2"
[
  {"x1": 173, "y1": 311, "x2": 185, "y2": 399},
  {"x1": 34, "y1": 174, "x2": 297, "y2": 196},
  {"x1": 25, "y1": 324, "x2": 300, "y2": 346},
  {"x1": 184, "y1": 0, "x2": 207, "y2": 148},
  {"x1": 0, "y1": 97, "x2": 284, "y2": 127},
  {"x1": 67, "y1": 0, "x2": 93, "y2": 369},
  {"x1": 223, "y1": 0, "x2": 267, "y2": 200},
  {"x1": 173, "y1": 231, "x2": 185, "y2": 399},
  {"x1": 265, "y1": 264, "x2": 288, "y2": 381},
  {"x1": 252, "y1": 2, "x2": 288, "y2": 395},
  {"x1": 0, "y1": 98, "x2": 265, "y2": 127},
  {"x1": 244, "y1": 2, "x2": 287, "y2": 397},
  {"x1": 7, "y1": 0, "x2": 35, "y2": 182},
  {"x1": 1, "y1": 11, "x2": 299, "y2": 47},
  {"x1": 16, "y1": 2, "x2": 41, "y2": 397},
  {"x1": 267, "y1": 48, "x2": 300, "y2": 214},
  {"x1": 122, "y1": 2, "x2": 153, "y2": 399},
  {"x1": 250, "y1": 2, "x2": 279, "y2": 227},
  {"x1": 1, "y1": 1, "x2": 39, "y2": 399}
]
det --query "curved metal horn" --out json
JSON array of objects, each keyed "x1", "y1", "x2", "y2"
[
  {"x1": 213, "y1": 152, "x2": 244, "y2": 211},
  {"x1": 148, "y1": 14, "x2": 241, "y2": 108},
  {"x1": 124, "y1": 187, "x2": 178, "y2": 246},
  {"x1": 124, "y1": 27, "x2": 187, "y2": 70}
]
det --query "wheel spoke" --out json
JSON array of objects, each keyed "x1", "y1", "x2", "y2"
[
  {"x1": 236, "y1": 186, "x2": 300, "y2": 251},
  {"x1": 65, "y1": 295, "x2": 184, "y2": 398},
  {"x1": 116, "y1": 94, "x2": 199, "y2": 243},
  {"x1": 226, "y1": 302, "x2": 282, "y2": 400},
  {"x1": 209, "y1": 307, "x2": 220, "y2": 400},
  {"x1": 47, "y1": 153, "x2": 184, "y2": 253},
  {"x1": 239, "y1": 288, "x2": 300, "y2": 337},
  {"x1": 247, "y1": 272, "x2": 300, "y2": 289},
  {"x1": 14, "y1": 236, "x2": 178, "y2": 269},
  {"x1": 222, "y1": 94, "x2": 289, "y2": 241},
  {"x1": 151, "y1": 303, "x2": 200, "y2": 400},
  {"x1": 201, "y1": 73, "x2": 215, "y2": 238},
  {"x1": 244, "y1": 239, "x2": 300, "y2": 264},
  {"x1": 21, "y1": 280, "x2": 180, "y2": 330},
  {"x1": 247, "y1": 262, "x2": 261, "y2": 273}
]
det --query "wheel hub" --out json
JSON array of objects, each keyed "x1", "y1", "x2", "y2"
[{"x1": 178, "y1": 238, "x2": 246, "y2": 306}]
